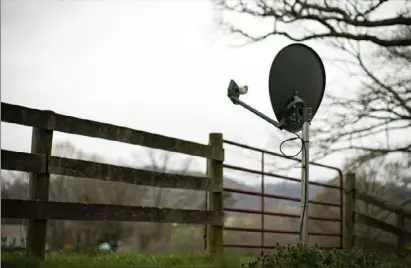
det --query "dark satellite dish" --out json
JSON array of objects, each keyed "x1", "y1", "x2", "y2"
[
  {"x1": 269, "y1": 43, "x2": 326, "y2": 133},
  {"x1": 225, "y1": 43, "x2": 326, "y2": 246}
]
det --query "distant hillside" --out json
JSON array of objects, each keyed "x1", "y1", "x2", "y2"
[
  {"x1": 223, "y1": 177, "x2": 325, "y2": 210},
  {"x1": 177, "y1": 169, "x2": 329, "y2": 210}
]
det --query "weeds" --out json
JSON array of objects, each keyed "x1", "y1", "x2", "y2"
[{"x1": 243, "y1": 243, "x2": 411, "y2": 268}]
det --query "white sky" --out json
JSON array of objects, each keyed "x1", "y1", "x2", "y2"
[{"x1": 2, "y1": 0, "x2": 391, "y2": 185}]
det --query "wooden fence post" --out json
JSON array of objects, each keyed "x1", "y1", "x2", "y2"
[
  {"x1": 207, "y1": 133, "x2": 224, "y2": 262},
  {"x1": 27, "y1": 124, "x2": 54, "y2": 260},
  {"x1": 397, "y1": 211, "x2": 405, "y2": 250},
  {"x1": 344, "y1": 172, "x2": 356, "y2": 250}
]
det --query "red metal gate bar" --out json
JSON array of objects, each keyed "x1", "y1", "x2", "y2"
[
  {"x1": 224, "y1": 187, "x2": 341, "y2": 207},
  {"x1": 224, "y1": 207, "x2": 341, "y2": 222},
  {"x1": 223, "y1": 244, "x2": 276, "y2": 249},
  {"x1": 226, "y1": 226, "x2": 297, "y2": 234},
  {"x1": 223, "y1": 140, "x2": 342, "y2": 172},
  {"x1": 223, "y1": 164, "x2": 341, "y2": 190},
  {"x1": 222, "y1": 140, "x2": 344, "y2": 190},
  {"x1": 224, "y1": 226, "x2": 341, "y2": 237},
  {"x1": 223, "y1": 244, "x2": 341, "y2": 249}
]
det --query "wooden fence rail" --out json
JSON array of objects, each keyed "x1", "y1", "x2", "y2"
[
  {"x1": 1, "y1": 103, "x2": 224, "y2": 161},
  {"x1": 344, "y1": 172, "x2": 411, "y2": 253},
  {"x1": 1, "y1": 150, "x2": 217, "y2": 191},
  {"x1": 0, "y1": 102, "x2": 224, "y2": 262},
  {"x1": 1, "y1": 199, "x2": 223, "y2": 224}
]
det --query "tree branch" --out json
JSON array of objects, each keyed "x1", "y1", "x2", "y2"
[{"x1": 217, "y1": 0, "x2": 411, "y2": 46}]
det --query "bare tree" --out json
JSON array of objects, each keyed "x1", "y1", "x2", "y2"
[
  {"x1": 214, "y1": 0, "x2": 411, "y2": 166},
  {"x1": 128, "y1": 150, "x2": 235, "y2": 252},
  {"x1": 47, "y1": 142, "x2": 136, "y2": 250},
  {"x1": 1, "y1": 172, "x2": 28, "y2": 226},
  {"x1": 127, "y1": 150, "x2": 198, "y2": 252},
  {"x1": 1, "y1": 172, "x2": 28, "y2": 200},
  {"x1": 45, "y1": 142, "x2": 229, "y2": 252}
]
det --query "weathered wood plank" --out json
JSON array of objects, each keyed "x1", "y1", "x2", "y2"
[
  {"x1": 27, "y1": 127, "x2": 53, "y2": 260},
  {"x1": 344, "y1": 172, "x2": 356, "y2": 250},
  {"x1": 1, "y1": 199, "x2": 224, "y2": 225},
  {"x1": 355, "y1": 212, "x2": 411, "y2": 237},
  {"x1": 1, "y1": 103, "x2": 224, "y2": 161},
  {"x1": 1, "y1": 150, "x2": 45, "y2": 173},
  {"x1": 397, "y1": 212, "x2": 406, "y2": 249},
  {"x1": 356, "y1": 191, "x2": 411, "y2": 218},
  {"x1": 1, "y1": 150, "x2": 214, "y2": 191},
  {"x1": 207, "y1": 133, "x2": 224, "y2": 263},
  {"x1": 48, "y1": 155, "x2": 215, "y2": 191}
]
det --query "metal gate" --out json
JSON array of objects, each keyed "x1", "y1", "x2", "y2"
[{"x1": 222, "y1": 140, "x2": 344, "y2": 250}]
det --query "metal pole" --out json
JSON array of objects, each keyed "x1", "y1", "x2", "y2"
[
  {"x1": 261, "y1": 152, "x2": 265, "y2": 249},
  {"x1": 299, "y1": 107, "x2": 310, "y2": 244}
]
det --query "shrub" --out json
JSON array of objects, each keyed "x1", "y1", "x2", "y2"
[{"x1": 243, "y1": 243, "x2": 410, "y2": 268}]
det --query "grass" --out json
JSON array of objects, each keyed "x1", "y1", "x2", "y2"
[
  {"x1": 1, "y1": 251, "x2": 248, "y2": 268},
  {"x1": 2, "y1": 245, "x2": 411, "y2": 268}
]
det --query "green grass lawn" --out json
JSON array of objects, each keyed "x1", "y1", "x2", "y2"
[
  {"x1": 2, "y1": 245, "x2": 410, "y2": 268},
  {"x1": 1, "y1": 251, "x2": 248, "y2": 268}
]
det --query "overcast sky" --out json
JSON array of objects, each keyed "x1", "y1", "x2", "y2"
[{"x1": 1, "y1": 0, "x2": 381, "y2": 185}]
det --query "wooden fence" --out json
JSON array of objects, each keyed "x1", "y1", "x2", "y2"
[
  {"x1": 2, "y1": 102, "x2": 410, "y2": 261},
  {"x1": 0, "y1": 102, "x2": 224, "y2": 261},
  {"x1": 344, "y1": 172, "x2": 411, "y2": 253}
]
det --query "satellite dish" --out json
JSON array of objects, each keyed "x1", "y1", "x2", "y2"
[
  {"x1": 225, "y1": 43, "x2": 326, "y2": 246},
  {"x1": 268, "y1": 43, "x2": 326, "y2": 132}
]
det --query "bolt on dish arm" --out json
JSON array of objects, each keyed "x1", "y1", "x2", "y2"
[{"x1": 227, "y1": 80, "x2": 285, "y2": 130}]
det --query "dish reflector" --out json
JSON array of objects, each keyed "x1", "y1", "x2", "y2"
[{"x1": 269, "y1": 43, "x2": 326, "y2": 132}]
